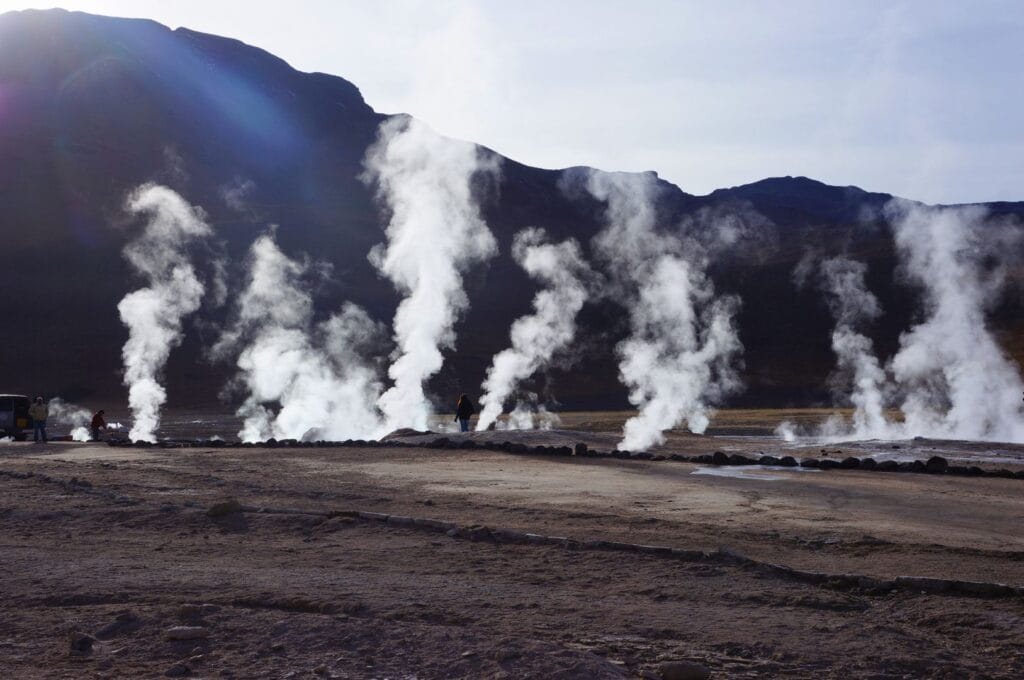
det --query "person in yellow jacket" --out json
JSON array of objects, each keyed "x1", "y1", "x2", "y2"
[{"x1": 28, "y1": 397, "x2": 48, "y2": 443}]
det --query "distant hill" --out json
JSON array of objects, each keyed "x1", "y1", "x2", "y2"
[{"x1": 1, "y1": 8, "x2": 1022, "y2": 411}]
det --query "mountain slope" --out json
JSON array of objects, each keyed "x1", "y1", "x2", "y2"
[{"x1": 0, "y1": 9, "x2": 1021, "y2": 412}]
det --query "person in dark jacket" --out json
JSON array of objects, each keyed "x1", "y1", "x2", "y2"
[
  {"x1": 90, "y1": 410, "x2": 107, "y2": 441},
  {"x1": 454, "y1": 394, "x2": 475, "y2": 433}
]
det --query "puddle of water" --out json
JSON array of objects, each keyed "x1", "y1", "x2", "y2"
[{"x1": 691, "y1": 465, "x2": 821, "y2": 481}]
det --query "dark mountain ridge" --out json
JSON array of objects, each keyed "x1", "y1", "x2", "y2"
[{"x1": 1, "y1": 9, "x2": 1022, "y2": 412}]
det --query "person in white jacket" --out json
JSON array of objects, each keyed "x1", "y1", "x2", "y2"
[{"x1": 28, "y1": 397, "x2": 48, "y2": 443}]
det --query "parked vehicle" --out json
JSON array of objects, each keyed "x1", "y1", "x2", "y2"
[{"x1": 0, "y1": 394, "x2": 31, "y2": 440}]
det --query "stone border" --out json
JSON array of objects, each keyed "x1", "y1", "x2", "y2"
[
  {"x1": 224, "y1": 502, "x2": 1023, "y2": 601},
  {"x1": 106, "y1": 435, "x2": 1024, "y2": 480}
]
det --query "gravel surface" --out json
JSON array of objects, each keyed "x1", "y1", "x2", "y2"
[{"x1": 1, "y1": 433, "x2": 1022, "y2": 678}]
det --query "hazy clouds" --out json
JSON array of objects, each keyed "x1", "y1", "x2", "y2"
[{"x1": 36, "y1": 0, "x2": 1024, "y2": 204}]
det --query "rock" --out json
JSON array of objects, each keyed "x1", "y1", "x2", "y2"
[
  {"x1": 464, "y1": 524, "x2": 492, "y2": 541},
  {"x1": 839, "y1": 457, "x2": 861, "y2": 469},
  {"x1": 166, "y1": 626, "x2": 210, "y2": 641},
  {"x1": 206, "y1": 499, "x2": 243, "y2": 517},
  {"x1": 925, "y1": 456, "x2": 949, "y2": 473},
  {"x1": 727, "y1": 454, "x2": 752, "y2": 465},
  {"x1": 818, "y1": 459, "x2": 840, "y2": 469},
  {"x1": 711, "y1": 451, "x2": 729, "y2": 465},
  {"x1": 459, "y1": 440, "x2": 476, "y2": 449},
  {"x1": 799, "y1": 458, "x2": 820, "y2": 468},
  {"x1": 876, "y1": 460, "x2": 899, "y2": 472},
  {"x1": 659, "y1": 660, "x2": 711, "y2": 680},
  {"x1": 95, "y1": 611, "x2": 140, "y2": 639},
  {"x1": 574, "y1": 443, "x2": 588, "y2": 456},
  {"x1": 165, "y1": 662, "x2": 191, "y2": 677},
  {"x1": 69, "y1": 631, "x2": 96, "y2": 654},
  {"x1": 778, "y1": 456, "x2": 798, "y2": 467},
  {"x1": 758, "y1": 455, "x2": 780, "y2": 466},
  {"x1": 894, "y1": 576, "x2": 952, "y2": 593},
  {"x1": 860, "y1": 458, "x2": 877, "y2": 470},
  {"x1": 955, "y1": 580, "x2": 1015, "y2": 597}
]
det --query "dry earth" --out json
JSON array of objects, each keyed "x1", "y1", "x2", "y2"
[{"x1": 1, "y1": 415, "x2": 1023, "y2": 678}]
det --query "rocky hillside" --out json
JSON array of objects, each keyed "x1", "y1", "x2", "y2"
[{"x1": 1, "y1": 9, "x2": 1021, "y2": 410}]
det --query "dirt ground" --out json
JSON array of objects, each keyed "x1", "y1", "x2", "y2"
[{"x1": 1, "y1": 417, "x2": 1023, "y2": 678}]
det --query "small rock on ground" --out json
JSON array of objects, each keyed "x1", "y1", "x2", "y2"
[
  {"x1": 206, "y1": 499, "x2": 243, "y2": 517},
  {"x1": 165, "y1": 662, "x2": 191, "y2": 677},
  {"x1": 69, "y1": 631, "x2": 96, "y2": 654},
  {"x1": 660, "y1": 660, "x2": 712, "y2": 680}
]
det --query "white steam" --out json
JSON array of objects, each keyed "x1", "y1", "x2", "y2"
[
  {"x1": 362, "y1": 116, "x2": 500, "y2": 431},
  {"x1": 810, "y1": 256, "x2": 893, "y2": 438},
  {"x1": 582, "y1": 171, "x2": 742, "y2": 450},
  {"x1": 800, "y1": 203, "x2": 1024, "y2": 443},
  {"x1": 886, "y1": 203, "x2": 1024, "y2": 442},
  {"x1": 118, "y1": 184, "x2": 211, "y2": 442},
  {"x1": 774, "y1": 420, "x2": 797, "y2": 443},
  {"x1": 47, "y1": 398, "x2": 92, "y2": 442},
  {"x1": 213, "y1": 233, "x2": 386, "y2": 442},
  {"x1": 476, "y1": 228, "x2": 591, "y2": 431},
  {"x1": 503, "y1": 397, "x2": 562, "y2": 431}
]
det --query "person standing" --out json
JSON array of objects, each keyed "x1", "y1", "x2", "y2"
[
  {"x1": 90, "y1": 409, "x2": 107, "y2": 441},
  {"x1": 454, "y1": 394, "x2": 475, "y2": 433},
  {"x1": 28, "y1": 397, "x2": 48, "y2": 443}
]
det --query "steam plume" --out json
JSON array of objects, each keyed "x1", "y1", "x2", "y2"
[
  {"x1": 47, "y1": 398, "x2": 92, "y2": 442},
  {"x1": 118, "y1": 184, "x2": 211, "y2": 442},
  {"x1": 812, "y1": 256, "x2": 892, "y2": 438},
  {"x1": 887, "y1": 203, "x2": 1024, "y2": 442},
  {"x1": 582, "y1": 171, "x2": 742, "y2": 450},
  {"x1": 362, "y1": 116, "x2": 500, "y2": 431},
  {"x1": 213, "y1": 233, "x2": 385, "y2": 442},
  {"x1": 476, "y1": 228, "x2": 592, "y2": 431},
  {"x1": 504, "y1": 393, "x2": 562, "y2": 431},
  {"x1": 798, "y1": 204, "x2": 1024, "y2": 443}
]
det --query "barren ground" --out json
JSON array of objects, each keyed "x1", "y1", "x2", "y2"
[{"x1": 1, "y1": 411, "x2": 1022, "y2": 679}]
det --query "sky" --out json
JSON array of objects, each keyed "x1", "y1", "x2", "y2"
[{"x1": 2, "y1": 0, "x2": 1022, "y2": 204}]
